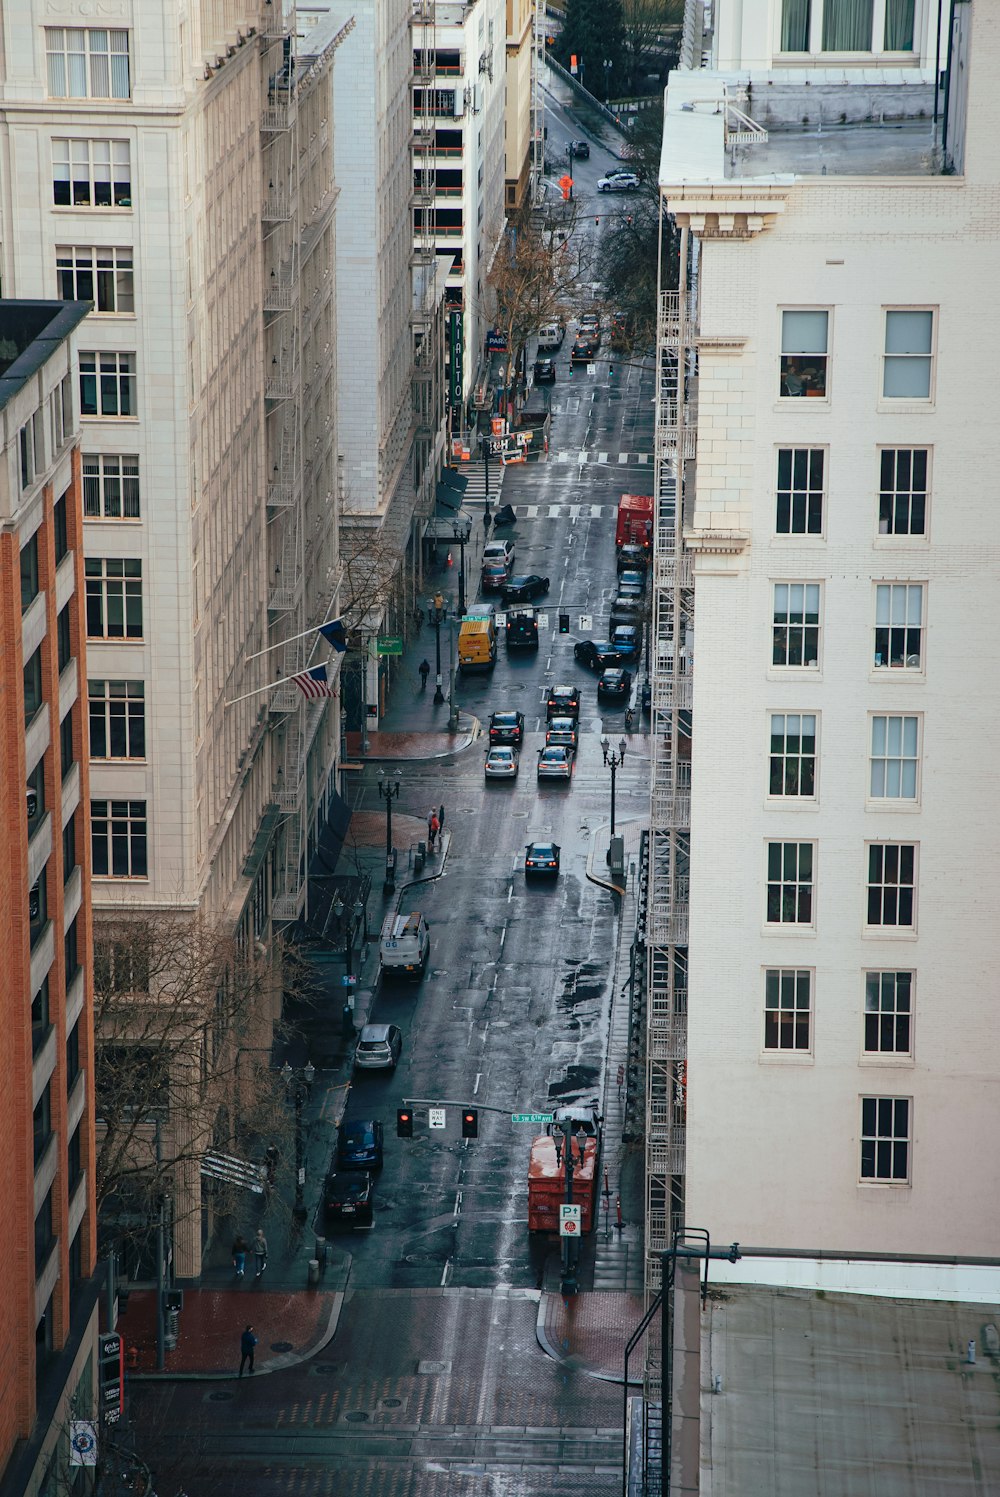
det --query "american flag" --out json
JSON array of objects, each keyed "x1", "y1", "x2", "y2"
[{"x1": 290, "y1": 665, "x2": 333, "y2": 700}]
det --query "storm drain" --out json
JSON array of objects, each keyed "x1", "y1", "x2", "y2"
[
  {"x1": 417, "y1": 1360, "x2": 452, "y2": 1375},
  {"x1": 343, "y1": 1411, "x2": 369, "y2": 1422},
  {"x1": 270, "y1": 1341, "x2": 294, "y2": 1353},
  {"x1": 206, "y1": 1391, "x2": 235, "y2": 1402}
]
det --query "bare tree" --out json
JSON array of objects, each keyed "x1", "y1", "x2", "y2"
[{"x1": 621, "y1": 0, "x2": 683, "y2": 92}]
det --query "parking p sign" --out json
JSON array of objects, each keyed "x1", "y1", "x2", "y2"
[{"x1": 559, "y1": 1203, "x2": 582, "y2": 1237}]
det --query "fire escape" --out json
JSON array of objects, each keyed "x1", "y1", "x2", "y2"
[{"x1": 411, "y1": 0, "x2": 439, "y2": 524}]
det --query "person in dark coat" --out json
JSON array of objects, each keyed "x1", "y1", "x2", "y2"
[{"x1": 239, "y1": 1325, "x2": 257, "y2": 1377}]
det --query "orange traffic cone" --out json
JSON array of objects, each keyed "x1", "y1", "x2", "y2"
[{"x1": 446, "y1": 551, "x2": 453, "y2": 568}]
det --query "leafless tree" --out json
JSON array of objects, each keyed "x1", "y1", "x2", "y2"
[{"x1": 621, "y1": 0, "x2": 683, "y2": 91}]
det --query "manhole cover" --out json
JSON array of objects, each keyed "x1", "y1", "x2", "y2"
[
  {"x1": 207, "y1": 1391, "x2": 234, "y2": 1402},
  {"x1": 381, "y1": 1397, "x2": 403, "y2": 1408},
  {"x1": 312, "y1": 1364, "x2": 337, "y2": 1375},
  {"x1": 271, "y1": 1341, "x2": 294, "y2": 1353},
  {"x1": 344, "y1": 1411, "x2": 369, "y2": 1422}
]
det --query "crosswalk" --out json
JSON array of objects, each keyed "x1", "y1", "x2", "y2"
[
  {"x1": 509, "y1": 502, "x2": 618, "y2": 519},
  {"x1": 452, "y1": 460, "x2": 505, "y2": 506},
  {"x1": 551, "y1": 450, "x2": 651, "y2": 466}
]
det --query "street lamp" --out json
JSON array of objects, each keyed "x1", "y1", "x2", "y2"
[
  {"x1": 601, "y1": 736, "x2": 627, "y2": 850},
  {"x1": 452, "y1": 519, "x2": 471, "y2": 617},
  {"x1": 603, "y1": 56, "x2": 612, "y2": 101},
  {"x1": 376, "y1": 767, "x2": 402, "y2": 893},
  {"x1": 479, "y1": 434, "x2": 492, "y2": 515},
  {"x1": 552, "y1": 1121, "x2": 589, "y2": 1297},
  {"x1": 280, "y1": 1062, "x2": 314, "y2": 1221},
  {"x1": 430, "y1": 593, "x2": 446, "y2": 704}
]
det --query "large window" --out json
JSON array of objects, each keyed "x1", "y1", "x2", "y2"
[
  {"x1": 781, "y1": 0, "x2": 914, "y2": 51},
  {"x1": 866, "y1": 843, "x2": 915, "y2": 929},
  {"x1": 772, "y1": 582, "x2": 821, "y2": 667},
  {"x1": 879, "y1": 449, "x2": 928, "y2": 537},
  {"x1": 764, "y1": 968, "x2": 812, "y2": 1052},
  {"x1": 89, "y1": 679, "x2": 146, "y2": 759},
  {"x1": 874, "y1": 583, "x2": 923, "y2": 670},
  {"x1": 869, "y1": 715, "x2": 920, "y2": 800},
  {"x1": 860, "y1": 1096, "x2": 910, "y2": 1182},
  {"x1": 85, "y1": 558, "x2": 142, "y2": 639},
  {"x1": 780, "y1": 310, "x2": 828, "y2": 398},
  {"x1": 864, "y1": 971, "x2": 913, "y2": 1056},
  {"x1": 766, "y1": 842, "x2": 814, "y2": 925},
  {"x1": 823, "y1": 0, "x2": 872, "y2": 48},
  {"x1": 24, "y1": 647, "x2": 44, "y2": 725},
  {"x1": 46, "y1": 28, "x2": 130, "y2": 99},
  {"x1": 776, "y1": 448, "x2": 824, "y2": 535},
  {"x1": 57, "y1": 247, "x2": 134, "y2": 314},
  {"x1": 20, "y1": 532, "x2": 39, "y2": 611},
  {"x1": 83, "y1": 454, "x2": 140, "y2": 518},
  {"x1": 883, "y1": 310, "x2": 934, "y2": 399},
  {"x1": 80, "y1": 352, "x2": 136, "y2": 417},
  {"x1": 53, "y1": 138, "x2": 131, "y2": 208},
  {"x1": 91, "y1": 799, "x2": 148, "y2": 878},
  {"x1": 769, "y1": 713, "x2": 816, "y2": 797}
]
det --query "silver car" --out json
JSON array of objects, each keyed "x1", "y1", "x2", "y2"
[
  {"x1": 537, "y1": 746, "x2": 572, "y2": 781},
  {"x1": 354, "y1": 1023, "x2": 403, "y2": 1072},
  {"x1": 485, "y1": 745, "x2": 519, "y2": 780}
]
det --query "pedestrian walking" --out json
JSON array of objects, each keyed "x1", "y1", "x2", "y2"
[
  {"x1": 253, "y1": 1228, "x2": 268, "y2": 1279},
  {"x1": 483, "y1": 509, "x2": 492, "y2": 535},
  {"x1": 239, "y1": 1324, "x2": 257, "y2": 1377},
  {"x1": 438, "y1": 804, "x2": 445, "y2": 833},
  {"x1": 419, "y1": 659, "x2": 430, "y2": 690},
  {"x1": 232, "y1": 1234, "x2": 248, "y2": 1280},
  {"x1": 264, "y1": 1143, "x2": 278, "y2": 1187},
  {"x1": 428, "y1": 811, "x2": 439, "y2": 851}
]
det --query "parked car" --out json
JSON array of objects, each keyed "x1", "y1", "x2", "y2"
[
  {"x1": 481, "y1": 562, "x2": 511, "y2": 593},
  {"x1": 537, "y1": 746, "x2": 573, "y2": 781},
  {"x1": 483, "y1": 538, "x2": 515, "y2": 568},
  {"x1": 610, "y1": 625, "x2": 640, "y2": 661},
  {"x1": 597, "y1": 667, "x2": 633, "y2": 702},
  {"x1": 617, "y1": 544, "x2": 649, "y2": 574},
  {"x1": 598, "y1": 170, "x2": 640, "y2": 193},
  {"x1": 354, "y1": 1023, "x2": 402, "y2": 1072},
  {"x1": 525, "y1": 841, "x2": 561, "y2": 876},
  {"x1": 489, "y1": 709, "x2": 525, "y2": 744},
  {"x1": 546, "y1": 684, "x2": 581, "y2": 719},
  {"x1": 336, "y1": 1118, "x2": 384, "y2": 1172},
  {"x1": 567, "y1": 139, "x2": 590, "y2": 159},
  {"x1": 546, "y1": 717, "x2": 578, "y2": 751},
  {"x1": 532, "y1": 358, "x2": 556, "y2": 385},
  {"x1": 323, "y1": 1169, "x2": 374, "y2": 1228},
  {"x1": 574, "y1": 638, "x2": 621, "y2": 671},
  {"x1": 610, "y1": 593, "x2": 644, "y2": 624},
  {"x1": 537, "y1": 322, "x2": 564, "y2": 351},
  {"x1": 485, "y1": 745, "x2": 519, "y2": 780},
  {"x1": 501, "y1": 573, "x2": 550, "y2": 604},
  {"x1": 618, "y1": 569, "x2": 647, "y2": 597}
]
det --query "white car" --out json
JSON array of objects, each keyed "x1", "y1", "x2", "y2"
[
  {"x1": 483, "y1": 538, "x2": 515, "y2": 569},
  {"x1": 598, "y1": 171, "x2": 640, "y2": 193},
  {"x1": 485, "y1": 746, "x2": 519, "y2": 780},
  {"x1": 537, "y1": 746, "x2": 572, "y2": 781}
]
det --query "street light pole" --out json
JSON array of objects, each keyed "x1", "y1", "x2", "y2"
[
  {"x1": 453, "y1": 521, "x2": 470, "y2": 617},
  {"x1": 377, "y1": 767, "x2": 402, "y2": 893},
  {"x1": 431, "y1": 593, "x2": 446, "y2": 704},
  {"x1": 601, "y1": 737, "x2": 627, "y2": 853}
]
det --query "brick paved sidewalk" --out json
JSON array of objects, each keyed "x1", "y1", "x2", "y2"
[
  {"x1": 537, "y1": 1290, "x2": 645, "y2": 1385},
  {"x1": 121, "y1": 1287, "x2": 340, "y2": 1380}
]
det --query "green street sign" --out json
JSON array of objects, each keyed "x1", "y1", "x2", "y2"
[
  {"x1": 377, "y1": 636, "x2": 404, "y2": 656},
  {"x1": 511, "y1": 1112, "x2": 554, "y2": 1125}
]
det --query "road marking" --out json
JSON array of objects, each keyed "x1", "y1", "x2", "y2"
[
  {"x1": 499, "y1": 921, "x2": 508, "y2": 952},
  {"x1": 453, "y1": 1190, "x2": 463, "y2": 1218},
  {"x1": 598, "y1": 451, "x2": 609, "y2": 464},
  {"x1": 590, "y1": 503, "x2": 603, "y2": 517},
  {"x1": 618, "y1": 452, "x2": 629, "y2": 464},
  {"x1": 473, "y1": 1072, "x2": 482, "y2": 1094},
  {"x1": 524, "y1": 503, "x2": 538, "y2": 518},
  {"x1": 576, "y1": 451, "x2": 588, "y2": 465},
  {"x1": 440, "y1": 1257, "x2": 453, "y2": 1287},
  {"x1": 568, "y1": 504, "x2": 580, "y2": 520},
  {"x1": 638, "y1": 452, "x2": 650, "y2": 463}
]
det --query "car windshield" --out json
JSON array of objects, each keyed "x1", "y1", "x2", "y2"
[
  {"x1": 345, "y1": 1125, "x2": 374, "y2": 1147},
  {"x1": 494, "y1": 713, "x2": 516, "y2": 724},
  {"x1": 541, "y1": 749, "x2": 565, "y2": 761},
  {"x1": 531, "y1": 844, "x2": 556, "y2": 857},
  {"x1": 491, "y1": 749, "x2": 513, "y2": 760}
]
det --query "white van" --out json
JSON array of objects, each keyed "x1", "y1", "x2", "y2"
[
  {"x1": 538, "y1": 322, "x2": 564, "y2": 351},
  {"x1": 379, "y1": 911, "x2": 430, "y2": 979}
]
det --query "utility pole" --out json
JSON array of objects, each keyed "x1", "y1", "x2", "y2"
[
  {"x1": 431, "y1": 593, "x2": 446, "y2": 704},
  {"x1": 555, "y1": 1121, "x2": 583, "y2": 1297}
]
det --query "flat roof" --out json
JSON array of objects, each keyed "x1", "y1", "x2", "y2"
[
  {"x1": 0, "y1": 300, "x2": 90, "y2": 411},
  {"x1": 704, "y1": 1284, "x2": 999, "y2": 1493}
]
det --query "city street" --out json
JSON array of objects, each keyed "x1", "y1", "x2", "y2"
[{"x1": 128, "y1": 103, "x2": 655, "y2": 1497}]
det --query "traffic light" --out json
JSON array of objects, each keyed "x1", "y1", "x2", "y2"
[
  {"x1": 461, "y1": 1108, "x2": 479, "y2": 1139},
  {"x1": 595, "y1": 217, "x2": 600, "y2": 227},
  {"x1": 559, "y1": 612, "x2": 570, "y2": 634},
  {"x1": 396, "y1": 1108, "x2": 413, "y2": 1138}
]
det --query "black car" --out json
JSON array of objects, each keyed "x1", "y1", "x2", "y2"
[
  {"x1": 323, "y1": 1169, "x2": 374, "y2": 1228},
  {"x1": 506, "y1": 609, "x2": 539, "y2": 649},
  {"x1": 501, "y1": 573, "x2": 550, "y2": 604},
  {"x1": 336, "y1": 1118, "x2": 384, "y2": 1172},
  {"x1": 532, "y1": 358, "x2": 556, "y2": 385},
  {"x1": 525, "y1": 841, "x2": 561, "y2": 876},
  {"x1": 617, "y1": 545, "x2": 649, "y2": 575},
  {"x1": 567, "y1": 139, "x2": 590, "y2": 160},
  {"x1": 489, "y1": 709, "x2": 525, "y2": 745},
  {"x1": 610, "y1": 594, "x2": 644, "y2": 624},
  {"x1": 574, "y1": 639, "x2": 621, "y2": 671},
  {"x1": 597, "y1": 668, "x2": 633, "y2": 702},
  {"x1": 546, "y1": 684, "x2": 581, "y2": 719},
  {"x1": 570, "y1": 337, "x2": 597, "y2": 365}
]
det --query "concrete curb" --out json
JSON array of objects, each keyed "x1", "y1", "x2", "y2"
[
  {"x1": 127, "y1": 1290, "x2": 346, "y2": 1382},
  {"x1": 534, "y1": 1295, "x2": 642, "y2": 1386},
  {"x1": 356, "y1": 714, "x2": 483, "y2": 762},
  {"x1": 585, "y1": 821, "x2": 627, "y2": 896}
]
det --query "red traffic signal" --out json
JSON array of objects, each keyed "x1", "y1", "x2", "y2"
[
  {"x1": 461, "y1": 1109, "x2": 479, "y2": 1138},
  {"x1": 396, "y1": 1108, "x2": 413, "y2": 1138}
]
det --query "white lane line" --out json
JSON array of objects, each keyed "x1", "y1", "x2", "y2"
[
  {"x1": 499, "y1": 921, "x2": 508, "y2": 952},
  {"x1": 440, "y1": 1258, "x2": 453, "y2": 1287},
  {"x1": 568, "y1": 504, "x2": 580, "y2": 520},
  {"x1": 453, "y1": 1190, "x2": 463, "y2": 1218},
  {"x1": 473, "y1": 1072, "x2": 482, "y2": 1095}
]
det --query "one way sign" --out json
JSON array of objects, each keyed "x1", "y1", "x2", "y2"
[{"x1": 559, "y1": 1204, "x2": 581, "y2": 1237}]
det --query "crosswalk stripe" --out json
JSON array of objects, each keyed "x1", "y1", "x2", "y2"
[
  {"x1": 618, "y1": 452, "x2": 629, "y2": 464},
  {"x1": 568, "y1": 504, "x2": 581, "y2": 519},
  {"x1": 590, "y1": 503, "x2": 604, "y2": 518},
  {"x1": 598, "y1": 451, "x2": 609, "y2": 464},
  {"x1": 524, "y1": 504, "x2": 538, "y2": 518},
  {"x1": 637, "y1": 453, "x2": 650, "y2": 464}
]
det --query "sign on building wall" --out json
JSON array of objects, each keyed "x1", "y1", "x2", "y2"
[{"x1": 448, "y1": 310, "x2": 464, "y2": 408}]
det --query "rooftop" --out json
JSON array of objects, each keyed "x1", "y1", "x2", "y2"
[{"x1": 0, "y1": 300, "x2": 90, "y2": 411}]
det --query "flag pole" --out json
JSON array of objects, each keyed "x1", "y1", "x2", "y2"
[
  {"x1": 223, "y1": 680, "x2": 286, "y2": 709},
  {"x1": 245, "y1": 619, "x2": 343, "y2": 663}
]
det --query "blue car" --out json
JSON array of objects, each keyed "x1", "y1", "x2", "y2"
[
  {"x1": 336, "y1": 1118, "x2": 384, "y2": 1172},
  {"x1": 611, "y1": 625, "x2": 640, "y2": 661}
]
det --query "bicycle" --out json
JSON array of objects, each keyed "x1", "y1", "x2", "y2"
[{"x1": 624, "y1": 707, "x2": 634, "y2": 732}]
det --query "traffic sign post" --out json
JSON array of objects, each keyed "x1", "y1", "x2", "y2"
[
  {"x1": 559, "y1": 1203, "x2": 582, "y2": 1237},
  {"x1": 429, "y1": 1108, "x2": 447, "y2": 1130},
  {"x1": 512, "y1": 1112, "x2": 554, "y2": 1125}
]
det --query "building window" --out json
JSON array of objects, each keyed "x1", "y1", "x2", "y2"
[
  {"x1": 776, "y1": 448, "x2": 824, "y2": 535},
  {"x1": 20, "y1": 423, "x2": 35, "y2": 490},
  {"x1": 766, "y1": 842, "x2": 814, "y2": 925},
  {"x1": 35, "y1": 1192, "x2": 54, "y2": 1278},
  {"x1": 874, "y1": 583, "x2": 923, "y2": 670},
  {"x1": 20, "y1": 532, "x2": 40, "y2": 611},
  {"x1": 57, "y1": 604, "x2": 72, "y2": 672},
  {"x1": 61, "y1": 709, "x2": 75, "y2": 780},
  {"x1": 823, "y1": 0, "x2": 873, "y2": 48},
  {"x1": 860, "y1": 1096, "x2": 910, "y2": 1182},
  {"x1": 769, "y1": 712, "x2": 816, "y2": 797},
  {"x1": 780, "y1": 310, "x2": 828, "y2": 397},
  {"x1": 780, "y1": 0, "x2": 810, "y2": 50},
  {"x1": 65, "y1": 916, "x2": 79, "y2": 982},
  {"x1": 33, "y1": 1084, "x2": 52, "y2": 1167},
  {"x1": 764, "y1": 968, "x2": 811, "y2": 1051},
  {"x1": 80, "y1": 351, "x2": 136, "y2": 418},
  {"x1": 93, "y1": 939, "x2": 149, "y2": 997},
  {"x1": 879, "y1": 449, "x2": 928, "y2": 537},
  {"x1": 67, "y1": 1121, "x2": 82, "y2": 1191},
  {"x1": 870, "y1": 715, "x2": 919, "y2": 800},
  {"x1": 772, "y1": 582, "x2": 820, "y2": 667},
  {"x1": 83, "y1": 454, "x2": 140, "y2": 518},
  {"x1": 53, "y1": 138, "x2": 131, "y2": 208},
  {"x1": 884, "y1": 0, "x2": 915, "y2": 48},
  {"x1": 31, "y1": 978, "x2": 50, "y2": 1056},
  {"x1": 89, "y1": 679, "x2": 146, "y2": 759},
  {"x1": 27, "y1": 756, "x2": 45, "y2": 833},
  {"x1": 91, "y1": 798, "x2": 148, "y2": 878},
  {"x1": 883, "y1": 310, "x2": 934, "y2": 399},
  {"x1": 866, "y1": 843, "x2": 915, "y2": 929},
  {"x1": 46, "y1": 28, "x2": 131, "y2": 99},
  {"x1": 63, "y1": 815, "x2": 77, "y2": 883},
  {"x1": 29, "y1": 869, "x2": 48, "y2": 948},
  {"x1": 864, "y1": 971, "x2": 912, "y2": 1056},
  {"x1": 24, "y1": 647, "x2": 44, "y2": 725},
  {"x1": 54, "y1": 490, "x2": 69, "y2": 563},
  {"x1": 85, "y1": 557, "x2": 142, "y2": 638},
  {"x1": 57, "y1": 246, "x2": 134, "y2": 314}
]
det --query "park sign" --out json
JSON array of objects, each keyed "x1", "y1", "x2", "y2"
[
  {"x1": 512, "y1": 1112, "x2": 554, "y2": 1125},
  {"x1": 377, "y1": 636, "x2": 403, "y2": 656}
]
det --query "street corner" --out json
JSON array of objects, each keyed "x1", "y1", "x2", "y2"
[
  {"x1": 120, "y1": 1287, "x2": 342, "y2": 1380},
  {"x1": 536, "y1": 1291, "x2": 646, "y2": 1384},
  {"x1": 359, "y1": 715, "x2": 483, "y2": 762}
]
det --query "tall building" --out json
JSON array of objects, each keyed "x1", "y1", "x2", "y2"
[
  {"x1": 648, "y1": 0, "x2": 998, "y2": 1308},
  {"x1": 503, "y1": 0, "x2": 536, "y2": 213},
  {"x1": 0, "y1": 3, "x2": 347, "y2": 1276},
  {"x1": 0, "y1": 300, "x2": 99, "y2": 1497}
]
